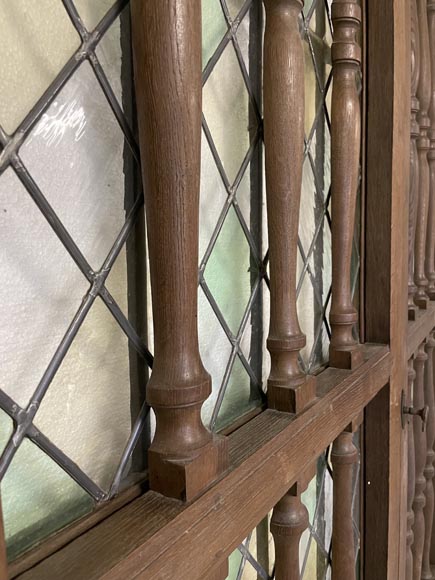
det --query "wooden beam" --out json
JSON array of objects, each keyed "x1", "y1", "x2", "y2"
[
  {"x1": 16, "y1": 346, "x2": 390, "y2": 580},
  {"x1": 364, "y1": 0, "x2": 410, "y2": 579}
]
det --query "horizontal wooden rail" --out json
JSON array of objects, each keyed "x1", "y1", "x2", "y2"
[
  {"x1": 16, "y1": 345, "x2": 390, "y2": 580},
  {"x1": 407, "y1": 302, "x2": 435, "y2": 358}
]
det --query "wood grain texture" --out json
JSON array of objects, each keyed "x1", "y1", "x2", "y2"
[
  {"x1": 422, "y1": 333, "x2": 435, "y2": 579},
  {"x1": 364, "y1": 0, "x2": 410, "y2": 577},
  {"x1": 130, "y1": 0, "x2": 227, "y2": 501},
  {"x1": 263, "y1": 0, "x2": 316, "y2": 412},
  {"x1": 16, "y1": 347, "x2": 390, "y2": 580},
  {"x1": 426, "y1": 0, "x2": 435, "y2": 300},
  {"x1": 409, "y1": 0, "x2": 421, "y2": 320},
  {"x1": 329, "y1": 0, "x2": 363, "y2": 370},
  {"x1": 332, "y1": 431, "x2": 358, "y2": 580},
  {"x1": 408, "y1": 303, "x2": 435, "y2": 359},
  {"x1": 412, "y1": 342, "x2": 428, "y2": 580},
  {"x1": 407, "y1": 359, "x2": 416, "y2": 580},
  {"x1": 415, "y1": 0, "x2": 432, "y2": 308},
  {"x1": 271, "y1": 485, "x2": 309, "y2": 580}
]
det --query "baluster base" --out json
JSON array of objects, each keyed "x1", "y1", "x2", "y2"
[
  {"x1": 268, "y1": 374, "x2": 317, "y2": 414},
  {"x1": 329, "y1": 344, "x2": 364, "y2": 370},
  {"x1": 148, "y1": 435, "x2": 228, "y2": 501},
  {"x1": 408, "y1": 304, "x2": 419, "y2": 321},
  {"x1": 414, "y1": 290, "x2": 429, "y2": 309},
  {"x1": 425, "y1": 286, "x2": 435, "y2": 300}
]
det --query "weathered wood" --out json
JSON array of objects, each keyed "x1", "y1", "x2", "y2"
[
  {"x1": 409, "y1": 0, "x2": 421, "y2": 320},
  {"x1": 412, "y1": 342, "x2": 428, "y2": 580},
  {"x1": 426, "y1": 0, "x2": 435, "y2": 301},
  {"x1": 407, "y1": 359, "x2": 416, "y2": 580},
  {"x1": 422, "y1": 334, "x2": 435, "y2": 579},
  {"x1": 414, "y1": 0, "x2": 432, "y2": 308},
  {"x1": 130, "y1": 0, "x2": 228, "y2": 501},
  {"x1": 408, "y1": 304, "x2": 435, "y2": 359},
  {"x1": 329, "y1": 0, "x2": 363, "y2": 370},
  {"x1": 16, "y1": 346, "x2": 390, "y2": 580},
  {"x1": 332, "y1": 430, "x2": 358, "y2": 580},
  {"x1": 271, "y1": 488, "x2": 309, "y2": 580},
  {"x1": 263, "y1": 0, "x2": 316, "y2": 412}
]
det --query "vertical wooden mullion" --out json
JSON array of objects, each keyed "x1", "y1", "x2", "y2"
[
  {"x1": 406, "y1": 359, "x2": 416, "y2": 580},
  {"x1": 263, "y1": 0, "x2": 316, "y2": 414},
  {"x1": 130, "y1": 0, "x2": 228, "y2": 502}
]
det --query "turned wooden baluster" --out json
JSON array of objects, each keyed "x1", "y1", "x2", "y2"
[
  {"x1": 331, "y1": 429, "x2": 358, "y2": 580},
  {"x1": 329, "y1": 0, "x2": 363, "y2": 369},
  {"x1": 263, "y1": 0, "x2": 316, "y2": 412},
  {"x1": 412, "y1": 343, "x2": 428, "y2": 579},
  {"x1": 409, "y1": 0, "x2": 421, "y2": 320},
  {"x1": 407, "y1": 359, "x2": 417, "y2": 580},
  {"x1": 130, "y1": 0, "x2": 228, "y2": 501},
  {"x1": 271, "y1": 471, "x2": 312, "y2": 580},
  {"x1": 426, "y1": 1, "x2": 435, "y2": 301},
  {"x1": 415, "y1": 0, "x2": 432, "y2": 307},
  {"x1": 422, "y1": 333, "x2": 435, "y2": 580}
]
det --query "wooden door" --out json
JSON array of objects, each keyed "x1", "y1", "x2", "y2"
[{"x1": 0, "y1": 0, "x2": 419, "y2": 579}]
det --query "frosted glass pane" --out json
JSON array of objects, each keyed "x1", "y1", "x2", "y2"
[
  {"x1": 21, "y1": 61, "x2": 131, "y2": 270},
  {"x1": 199, "y1": 290, "x2": 233, "y2": 426},
  {"x1": 95, "y1": 14, "x2": 123, "y2": 107},
  {"x1": 0, "y1": 410, "x2": 13, "y2": 457},
  {"x1": 204, "y1": 208, "x2": 251, "y2": 335},
  {"x1": 2, "y1": 438, "x2": 93, "y2": 561},
  {"x1": 202, "y1": 0, "x2": 227, "y2": 68},
  {"x1": 203, "y1": 43, "x2": 250, "y2": 184},
  {"x1": 34, "y1": 298, "x2": 134, "y2": 490},
  {"x1": 74, "y1": 0, "x2": 116, "y2": 30},
  {"x1": 0, "y1": 1, "x2": 80, "y2": 134},
  {"x1": 226, "y1": 0, "x2": 245, "y2": 19},
  {"x1": 215, "y1": 357, "x2": 262, "y2": 431},
  {"x1": 0, "y1": 169, "x2": 88, "y2": 408},
  {"x1": 199, "y1": 132, "x2": 228, "y2": 263}
]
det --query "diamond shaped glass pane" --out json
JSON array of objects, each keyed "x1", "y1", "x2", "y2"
[
  {"x1": 226, "y1": 0, "x2": 246, "y2": 20},
  {"x1": 199, "y1": 289, "x2": 233, "y2": 427},
  {"x1": 34, "y1": 298, "x2": 139, "y2": 490},
  {"x1": 202, "y1": 0, "x2": 227, "y2": 68},
  {"x1": 204, "y1": 207, "x2": 252, "y2": 335},
  {"x1": 203, "y1": 42, "x2": 251, "y2": 185},
  {"x1": 3, "y1": 437, "x2": 94, "y2": 561},
  {"x1": 214, "y1": 356, "x2": 262, "y2": 431},
  {"x1": 0, "y1": 410, "x2": 13, "y2": 457},
  {"x1": 0, "y1": 0, "x2": 80, "y2": 134},
  {"x1": 74, "y1": 0, "x2": 117, "y2": 30},
  {"x1": 21, "y1": 62, "x2": 134, "y2": 270},
  {"x1": 0, "y1": 169, "x2": 88, "y2": 408}
]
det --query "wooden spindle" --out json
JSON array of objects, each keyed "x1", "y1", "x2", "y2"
[
  {"x1": 426, "y1": 1, "x2": 435, "y2": 300},
  {"x1": 130, "y1": 0, "x2": 228, "y2": 501},
  {"x1": 271, "y1": 474, "x2": 312, "y2": 580},
  {"x1": 329, "y1": 0, "x2": 363, "y2": 369},
  {"x1": 409, "y1": 0, "x2": 421, "y2": 320},
  {"x1": 263, "y1": 0, "x2": 316, "y2": 412},
  {"x1": 422, "y1": 334, "x2": 435, "y2": 580},
  {"x1": 412, "y1": 342, "x2": 428, "y2": 579},
  {"x1": 331, "y1": 430, "x2": 358, "y2": 580},
  {"x1": 407, "y1": 359, "x2": 417, "y2": 580},
  {"x1": 414, "y1": 0, "x2": 432, "y2": 308}
]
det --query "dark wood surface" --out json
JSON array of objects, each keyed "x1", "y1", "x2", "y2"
[
  {"x1": 332, "y1": 431, "x2": 358, "y2": 580},
  {"x1": 130, "y1": 0, "x2": 227, "y2": 501},
  {"x1": 16, "y1": 346, "x2": 389, "y2": 580},
  {"x1": 263, "y1": 0, "x2": 316, "y2": 413},
  {"x1": 412, "y1": 343, "x2": 428, "y2": 580},
  {"x1": 329, "y1": 0, "x2": 363, "y2": 370},
  {"x1": 407, "y1": 359, "x2": 416, "y2": 580}
]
